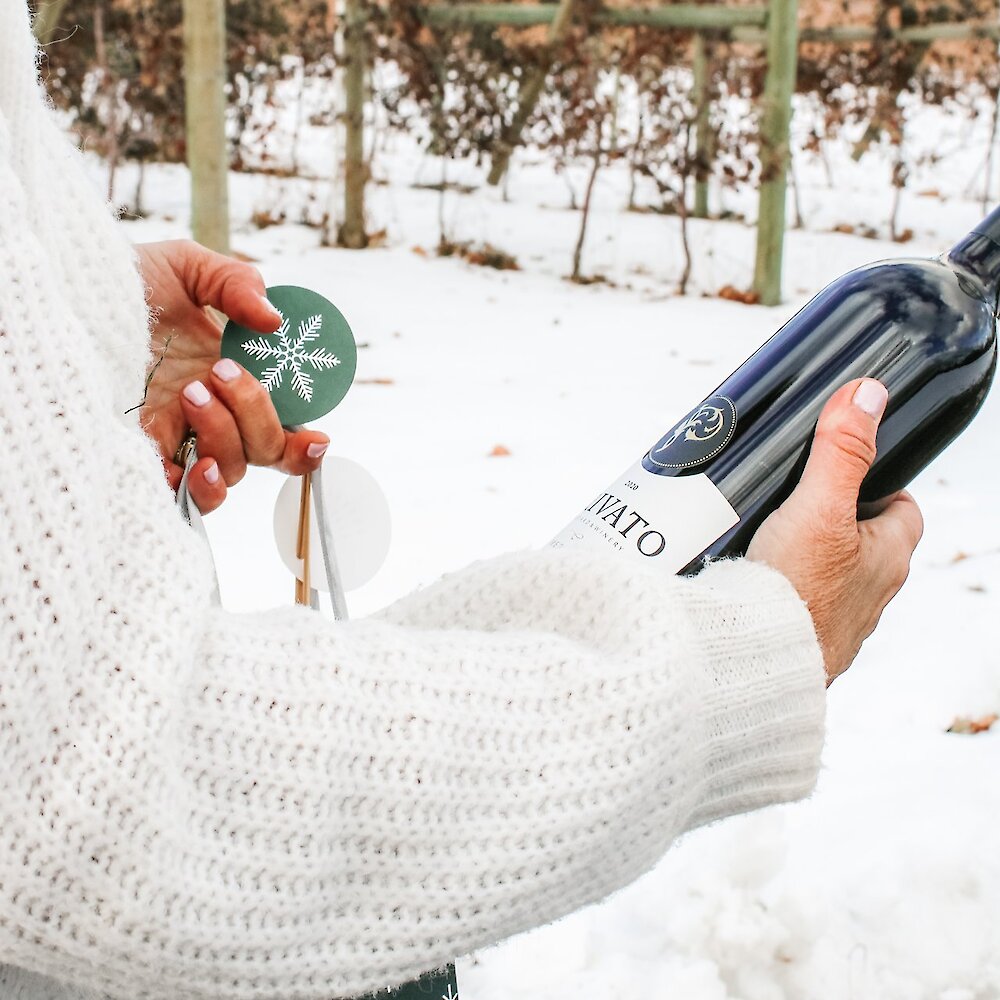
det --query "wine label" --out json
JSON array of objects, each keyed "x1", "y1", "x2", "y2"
[{"x1": 550, "y1": 460, "x2": 739, "y2": 573}]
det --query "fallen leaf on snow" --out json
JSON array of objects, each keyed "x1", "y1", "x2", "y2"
[
  {"x1": 947, "y1": 714, "x2": 998, "y2": 735},
  {"x1": 718, "y1": 284, "x2": 759, "y2": 305}
]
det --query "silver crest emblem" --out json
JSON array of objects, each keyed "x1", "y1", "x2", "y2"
[
  {"x1": 655, "y1": 404, "x2": 727, "y2": 455},
  {"x1": 646, "y1": 395, "x2": 738, "y2": 470}
]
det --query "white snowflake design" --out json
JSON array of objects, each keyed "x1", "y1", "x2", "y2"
[
  {"x1": 441, "y1": 988, "x2": 459, "y2": 1000},
  {"x1": 240, "y1": 311, "x2": 341, "y2": 403}
]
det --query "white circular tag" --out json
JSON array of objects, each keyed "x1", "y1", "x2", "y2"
[{"x1": 273, "y1": 457, "x2": 391, "y2": 592}]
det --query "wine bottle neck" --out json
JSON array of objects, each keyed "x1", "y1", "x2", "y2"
[{"x1": 948, "y1": 207, "x2": 1000, "y2": 313}]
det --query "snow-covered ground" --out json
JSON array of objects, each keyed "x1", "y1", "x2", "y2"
[{"x1": 96, "y1": 95, "x2": 1000, "y2": 1000}]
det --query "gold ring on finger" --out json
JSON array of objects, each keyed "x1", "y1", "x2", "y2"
[{"x1": 173, "y1": 429, "x2": 198, "y2": 467}]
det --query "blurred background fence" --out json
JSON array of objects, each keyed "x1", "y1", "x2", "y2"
[{"x1": 29, "y1": 0, "x2": 1000, "y2": 302}]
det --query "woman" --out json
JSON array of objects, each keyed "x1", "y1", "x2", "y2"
[{"x1": 0, "y1": 2, "x2": 922, "y2": 998}]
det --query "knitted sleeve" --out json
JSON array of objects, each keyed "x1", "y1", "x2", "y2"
[
  {"x1": 86, "y1": 553, "x2": 821, "y2": 1000},
  {"x1": 0, "y1": 6, "x2": 825, "y2": 999}
]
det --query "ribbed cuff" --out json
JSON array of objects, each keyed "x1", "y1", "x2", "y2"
[{"x1": 681, "y1": 558, "x2": 827, "y2": 831}]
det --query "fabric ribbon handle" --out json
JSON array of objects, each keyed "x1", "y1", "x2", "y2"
[
  {"x1": 174, "y1": 431, "x2": 349, "y2": 621},
  {"x1": 175, "y1": 444, "x2": 222, "y2": 605}
]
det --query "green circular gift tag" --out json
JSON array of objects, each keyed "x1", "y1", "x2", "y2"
[{"x1": 221, "y1": 285, "x2": 357, "y2": 425}]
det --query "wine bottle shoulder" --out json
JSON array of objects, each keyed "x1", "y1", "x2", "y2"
[
  {"x1": 798, "y1": 256, "x2": 996, "y2": 359},
  {"x1": 640, "y1": 252, "x2": 997, "y2": 497}
]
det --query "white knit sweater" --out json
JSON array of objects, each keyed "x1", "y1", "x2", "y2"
[{"x1": 0, "y1": 3, "x2": 826, "y2": 998}]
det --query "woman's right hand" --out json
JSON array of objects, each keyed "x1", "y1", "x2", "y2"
[{"x1": 747, "y1": 378, "x2": 924, "y2": 685}]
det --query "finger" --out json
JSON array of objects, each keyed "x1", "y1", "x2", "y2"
[
  {"x1": 180, "y1": 379, "x2": 248, "y2": 486},
  {"x1": 185, "y1": 457, "x2": 228, "y2": 515},
  {"x1": 859, "y1": 491, "x2": 923, "y2": 600},
  {"x1": 163, "y1": 458, "x2": 184, "y2": 493},
  {"x1": 175, "y1": 240, "x2": 283, "y2": 332},
  {"x1": 275, "y1": 429, "x2": 331, "y2": 476},
  {"x1": 793, "y1": 378, "x2": 889, "y2": 522},
  {"x1": 857, "y1": 495, "x2": 895, "y2": 520},
  {"x1": 208, "y1": 359, "x2": 287, "y2": 466},
  {"x1": 865, "y1": 489, "x2": 925, "y2": 556},
  {"x1": 208, "y1": 360, "x2": 333, "y2": 473}
]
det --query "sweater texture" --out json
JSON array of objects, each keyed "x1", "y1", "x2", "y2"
[{"x1": 0, "y1": 3, "x2": 826, "y2": 997}]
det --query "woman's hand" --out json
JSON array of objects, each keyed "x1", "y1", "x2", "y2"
[
  {"x1": 747, "y1": 379, "x2": 924, "y2": 685},
  {"x1": 135, "y1": 240, "x2": 331, "y2": 513}
]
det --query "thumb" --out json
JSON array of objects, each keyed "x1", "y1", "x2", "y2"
[
  {"x1": 180, "y1": 241, "x2": 283, "y2": 333},
  {"x1": 794, "y1": 378, "x2": 889, "y2": 518}
]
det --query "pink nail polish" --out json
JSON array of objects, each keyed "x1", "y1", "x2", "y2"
[
  {"x1": 183, "y1": 380, "x2": 211, "y2": 407},
  {"x1": 204, "y1": 461, "x2": 220, "y2": 485},
  {"x1": 852, "y1": 379, "x2": 888, "y2": 419},
  {"x1": 213, "y1": 358, "x2": 242, "y2": 382},
  {"x1": 307, "y1": 442, "x2": 329, "y2": 459}
]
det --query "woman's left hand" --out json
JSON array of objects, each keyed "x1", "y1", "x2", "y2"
[{"x1": 135, "y1": 240, "x2": 330, "y2": 514}]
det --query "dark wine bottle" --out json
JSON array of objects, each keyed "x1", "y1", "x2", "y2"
[{"x1": 552, "y1": 209, "x2": 1000, "y2": 574}]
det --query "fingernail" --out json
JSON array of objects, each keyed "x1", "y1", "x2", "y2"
[
  {"x1": 203, "y1": 461, "x2": 220, "y2": 485},
  {"x1": 260, "y1": 294, "x2": 281, "y2": 318},
  {"x1": 213, "y1": 358, "x2": 242, "y2": 382},
  {"x1": 307, "y1": 442, "x2": 329, "y2": 459},
  {"x1": 183, "y1": 380, "x2": 211, "y2": 407},
  {"x1": 852, "y1": 379, "x2": 888, "y2": 419}
]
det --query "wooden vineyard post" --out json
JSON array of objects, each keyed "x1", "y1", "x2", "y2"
[
  {"x1": 340, "y1": 0, "x2": 368, "y2": 248},
  {"x1": 182, "y1": 0, "x2": 230, "y2": 255},
  {"x1": 752, "y1": 0, "x2": 799, "y2": 305},
  {"x1": 486, "y1": 0, "x2": 580, "y2": 186},
  {"x1": 323, "y1": 0, "x2": 348, "y2": 248},
  {"x1": 692, "y1": 32, "x2": 711, "y2": 219}
]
